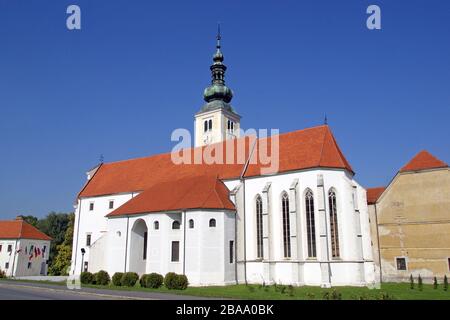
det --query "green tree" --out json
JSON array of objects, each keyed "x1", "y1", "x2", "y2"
[
  {"x1": 410, "y1": 274, "x2": 414, "y2": 289},
  {"x1": 433, "y1": 277, "x2": 438, "y2": 289},
  {"x1": 48, "y1": 213, "x2": 74, "y2": 275},
  {"x1": 20, "y1": 215, "x2": 39, "y2": 227},
  {"x1": 48, "y1": 245, "x2": 72, "y2": 275},
  {"x1": 37, "y1": 212, "x2": 72, "y2": 268}
]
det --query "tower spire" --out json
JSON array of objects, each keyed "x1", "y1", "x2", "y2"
[
  {"x1": 217, "y1": 23, "x2": 221, "y2": 49},
  {"x1": 202, "y1": 25, "x2": 233, "y2": 103}
]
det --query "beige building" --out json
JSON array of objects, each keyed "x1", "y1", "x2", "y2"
[{"x1": 368, "y1": 150, "x2": 450, "y2": 282}]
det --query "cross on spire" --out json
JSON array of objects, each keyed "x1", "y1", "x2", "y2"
[{"x1": 217, "y1": 22, "x2": 221, "y2": 49}]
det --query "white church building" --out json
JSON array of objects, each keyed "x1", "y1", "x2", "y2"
[{"x1": 70, "y1": 33, "x2": 378, "y2": 287}]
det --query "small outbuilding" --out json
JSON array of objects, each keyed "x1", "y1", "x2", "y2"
[{"x1": 0, "y1": 216, "x2": 52, "y2": 277}]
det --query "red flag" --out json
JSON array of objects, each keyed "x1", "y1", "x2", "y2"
[
  {"x1": 29, "y1": 254, "x2": 33, "y2": 261},
  {"x1": 37, "y1": 247, "x2": 41, "y2": 256},
  {"x1": 34, "y1": 247, "x2": 38, "y2": 257}
]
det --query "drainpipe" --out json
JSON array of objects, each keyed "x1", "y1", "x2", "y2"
[
  {"x1": 73, "y1": 199, "x2": 82, "y2": 275},
  {"x1": 234, "y1": 205, "x2": 238, "y2": 285},
  {"x1": 238, "y1": 138, "x2": 257, "y2": 285},
  {"x1": 183, "y1": 211, "x2": 187, "y2": 275},
  {"x1": 374, "y1": 203, "x2": 383, "y2": 283},
  {"x1": 241, "y1": 179, "x2": 248, "y2": 285},
  {"x1": 320, "y1": 179, "x2": 332, "y2": 285},
  {"x1": 124, "y1": 216, "x2": 130, "y2": 273},
  {"x1": 123, "y1": 192, "x2": 135, "y2": 273}
]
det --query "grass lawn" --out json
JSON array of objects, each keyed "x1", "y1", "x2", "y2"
[{"x1": 3, "y1": 278, "x2": 449, "y2": 300}]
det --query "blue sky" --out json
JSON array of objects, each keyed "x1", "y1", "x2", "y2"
[{"x1": 0, "y1": 0, "x2": 449, "y2": 218}]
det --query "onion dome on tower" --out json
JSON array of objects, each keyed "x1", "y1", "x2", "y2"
[{"x1": 197, "y1": 25, "x2": 238, "y2": 115}]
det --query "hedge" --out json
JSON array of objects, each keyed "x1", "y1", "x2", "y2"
[
  {"x1": 80, "y1": 271, "x2": 94, "y2": 284},
  {"x1": 164, "y1": 272, "x2": 188, "y2": 290},
  {"x1": 121, "y1": 272, "x2": 139, "y2": 287},
  {"x1": 112, "y1": 272, "x2": 124, "y2": 286},
  {"x1": 140, "y1": 273, "x2": 164, "y2": 289},
  {"x1": 94, "y1": 270, "x2": 111, "y2": 286}
]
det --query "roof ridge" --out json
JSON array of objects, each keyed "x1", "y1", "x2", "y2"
[
  {"x1": 100, "y1": 124, "x2": 330, "y2": 167},
  {"x1": 198, "y1": 177, "x2": 221, "y2": 208}
]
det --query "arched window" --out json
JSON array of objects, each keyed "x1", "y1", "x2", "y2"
[
  {"x1": 305, "y1": 189, "x2": 316, "y2": 258},
  {"x1": 281, "y1": 192, "x2": 291, "y2": 258},
  {"x1": 208, "y1": 119, "x2": 212, "y2": 131},
  {"x1": 204, "y1": 120, "x2": 208, "y2": 132},
  {"x1": 189, "y1": 219, "x2": 194, "y2": 229},
  {"x1": 154, "y1": 221, "x2": 159, "y2": 230},
  {"x1": 255, "y1": 195, "x2": 263, "y2": 259},
  {"x1": 209, "y1": 218, "x2": 216, "y2": 227},
  {"x1": 172, "y1": 221, "x2": 180, "y2": 230},
  {"x1": 328, "y1": 189, "x2": 340, "y2": 258}
]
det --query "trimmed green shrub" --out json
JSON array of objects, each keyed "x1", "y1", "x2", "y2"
[
  {"x1": 112, "y1": 272, "x2": 123, "y2": 286},
  {"x1": 410, "y1": 274, "x2": 414, "y2": 289},
  {"x1": 80, "y1": 271, "x2": 94, "y2": 284},
  {"x1": 418, "y1": 275, "x2": 423, "y2": 291},
  {"x1": 444, "y1": 275, "x2": 448, "y2": 291},
  {"x1": 0, "y1": 269, "x2": 6, "y2": 278},
  {"x1": 140, "y1": 273, "x2": 164, "y2": 289},
  {"x1": 121, "y1": 272, "x2": 139, "y2": 287},
  {"x1": 164, "y1": 272, "x2": 189, "y2": 290},
  {"x1": 164, "y1": 272, "x2": 177, "y2": 289},
  {"x1": 433, "y1": 277, "x2": 438, "y2": 289},
  {"x1": 95, "y1": 270, "x2": 111, "y2": 286}
]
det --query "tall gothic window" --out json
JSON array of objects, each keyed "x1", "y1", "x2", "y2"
[
  {"x1": 305, "y1": 189, "x2": 316, "y2": 258},
  {"x1": 281, "y1": 192, "x2": 291, "y2": 258},
  {"x1": 255, "y1": 195, "x2": 263, "y2": 259},
  {"x1": 208, "y1": 119, "x2": 212, "y2": 131},
  {"x1": 328, "y1": 189, "x2": 340, "y2": 258}
]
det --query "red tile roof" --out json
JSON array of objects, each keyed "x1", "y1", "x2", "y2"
[
  {"x1": 0, "y1": 219, "x2": 52, "y2": 241},
  {"x1": 79, "y1": 125, "x2": 353, "y2": 201},
  {"x1": 366, "y1": 187, "x2": 386, "y2": 204},
  {"x1": 400, "y1": 150, "x2": 448, "y2": 173},
  {"x1": 107, "y1": 175, "x2": 235, "y2": 217}
]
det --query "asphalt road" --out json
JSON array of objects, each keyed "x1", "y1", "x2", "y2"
[{"x1": 0, "y1": 280, "x2": 214, "y2": 300}]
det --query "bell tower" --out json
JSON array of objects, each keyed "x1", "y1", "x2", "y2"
[{"x1": 194, "y1": 26, "x2": 241, "y2": 147}]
